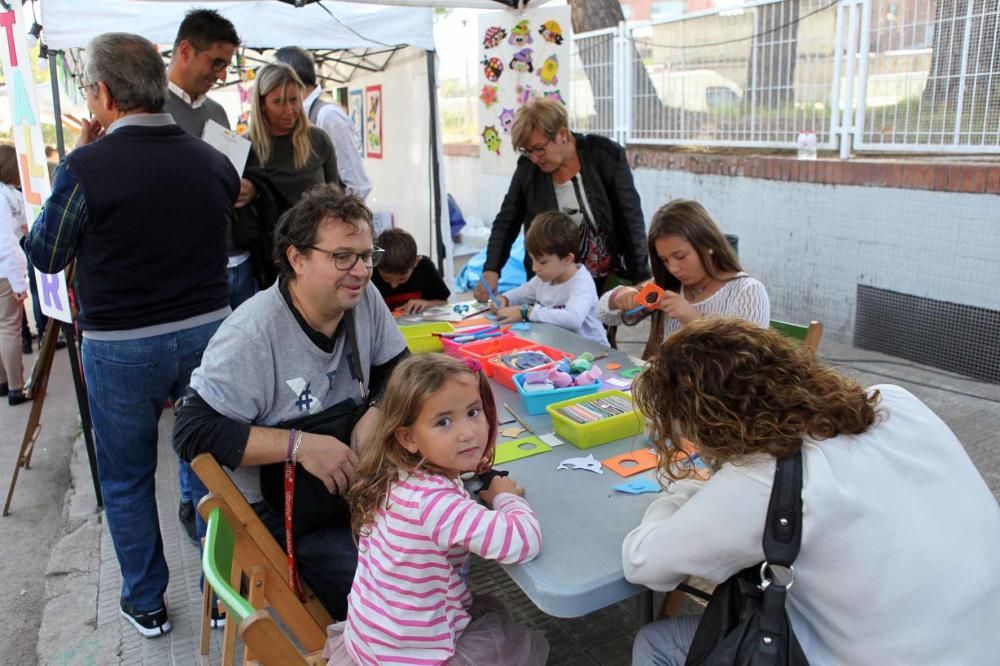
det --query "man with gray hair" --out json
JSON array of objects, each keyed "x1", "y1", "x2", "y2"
[{"x1": 26, "y1": 32, "x2": 239, "y2": 638}]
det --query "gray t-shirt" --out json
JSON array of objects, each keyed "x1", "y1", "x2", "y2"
[{"x1": 190, "y1": 280, "x2": 407, "y2": 501}]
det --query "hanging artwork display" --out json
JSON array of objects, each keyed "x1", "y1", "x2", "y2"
[
  {"x1": 349, "y1": 88, "x2": 365, "y2": 158},
  {"x1": 477, "y1": 7, "x2": 571, "y2": 174},
  {"x1": 365, "y1": 85, "x2": 383, "y2": 159}
]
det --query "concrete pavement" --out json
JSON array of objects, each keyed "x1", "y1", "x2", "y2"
[{"x1": 10, "y1": 320, "x2": 1000, "y2": 664}]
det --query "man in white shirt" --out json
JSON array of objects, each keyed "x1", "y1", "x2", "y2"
[{"x1": 274, "y1": 46, "x2": 372, "y2": 200}]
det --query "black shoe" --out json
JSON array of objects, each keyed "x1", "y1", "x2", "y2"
[
  {"x1": 210, "y1": 604, "x2": 227, "y2": 629},
  {"x1": 21, "y1": 338, "x2": 32, "y2": 354},
  {"x1": 55, "y1": 337, "x2": 67, "y2": 350},
  {"x1": 178, "y1": 500, "x2": 197, "y2": 544},
  {"x1": 8, "y1": 389, "x2": 30, "y2": 406},
  {"x1": 0, "y1": 383, "x2": 7, "y2": 397},
  {"x1": 119, "y1": 599, "x2": 172, "y2": 638}
]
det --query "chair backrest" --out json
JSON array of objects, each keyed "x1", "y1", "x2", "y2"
[
  {"x1": 192, "y1": 454, "x2": 331, "y2": 649},
  {"x1": 770, "y1": 319, "x2": 823, "y2": 352},
  {"x1": 203, "y1": 507, "x2": 312, "y2": 666},
  {"x1": 203, "y1": 507, "x2": 257, "y2": 625}
]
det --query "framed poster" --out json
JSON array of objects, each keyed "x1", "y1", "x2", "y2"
[
  {"x1": 364, "y1": 85, "x2": 383, "y2": 159},
  {"x1": 348, "y1": 88, "x2": 364, "y2": 158}
]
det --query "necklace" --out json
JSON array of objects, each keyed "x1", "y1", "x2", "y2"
[{"x1": 685, "y1": 278, "x2": 715, "y2": 301}]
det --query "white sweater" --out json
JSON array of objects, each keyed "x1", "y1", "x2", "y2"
[
  {"x1": 598, "y1": 272, "x2": 770, "y2": 337},
  {"x1": 0, "y1": 185, "x2": 27, "y2": 294},
  {"x1": 623, "y1": 384, "x2": 1000, "y2": 665},
  {"x1": 502, "y1": 265, "x2": 609, "y2": 346}
]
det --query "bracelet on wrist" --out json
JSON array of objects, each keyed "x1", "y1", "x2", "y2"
[
  {"x1": 286, "y1": 428, "x2": 297, "y2": 463},
  {"x1": 520, "y1": 303, "x2": 530, "y2": 322},
  {"x1": 291, "y1": 431, "x2": 304, "y2": 465}
]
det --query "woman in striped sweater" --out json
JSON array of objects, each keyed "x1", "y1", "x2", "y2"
[
  {"x1": 599, "y1": 199, "x2": 770, "y2": 353},
  {"x1": 324, "y1": 354, "x2": 548, "y2": 666}
]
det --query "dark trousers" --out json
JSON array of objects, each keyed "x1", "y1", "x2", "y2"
[{"x1": 252, "y1": 500, "x2": 358, "y2": 620}]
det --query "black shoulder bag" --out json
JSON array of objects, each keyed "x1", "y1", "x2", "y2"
[
  {"x1": 685, "y1": 451, "x2": 809, "y2": 666},
  {"x1": 258, "y1": 310, "x2": 370, "y2": 537}
]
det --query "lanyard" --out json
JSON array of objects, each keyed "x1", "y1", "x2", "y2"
[{"x1": 283, "y1": 310, "x2": 364, "y2": 599}]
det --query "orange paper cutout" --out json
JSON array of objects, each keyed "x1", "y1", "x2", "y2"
[
  {"x1": 635, "y1": 282, "x2": 666, "y2": 310},
  {"x1": 602, "y1": 448, "x2": 658, "y2": 478}
]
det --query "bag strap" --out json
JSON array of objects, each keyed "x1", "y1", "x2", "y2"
[
  {"x1": 762, "y1": 450, "x2": 804, "y2": 568},
  {"x1": 343, "y1": 309, "x2": 368, "y2": 402}
]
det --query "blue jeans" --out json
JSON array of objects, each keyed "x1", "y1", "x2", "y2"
[
  {"x1": 253, "y1": 501, "x2": 358, "y2": 620},
  {"x1": 82, "y1": 318, "x2": 223, "y2": 612},
  {"x1": 632, "y1": 615, "x2": 701, "y2": 665},
  {"x1": 227, "y1": 261, "x2": 257, "y2": 310}
]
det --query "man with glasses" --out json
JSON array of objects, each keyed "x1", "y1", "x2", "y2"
[
  {"x1": 173, "y1": 187, "x2": 408, "y2": 619},
  {"x1": 163, "y1": 8, "x2": 248, "y2": 547},
  {"x1": 25, "y1": 33, "x2": 239, "y2": 638}
]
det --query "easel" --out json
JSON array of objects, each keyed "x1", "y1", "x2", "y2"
[
  {"x1": 3, "y1": 264, "x2": 102, "y2": 516},
  {"x1": 3, "y1": 49, "x2": 102, "y2": 516}
]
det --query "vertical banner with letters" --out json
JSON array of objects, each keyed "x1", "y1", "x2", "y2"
[{"x1": 0, "y1": 8, "x2": 72, "y2": 323}]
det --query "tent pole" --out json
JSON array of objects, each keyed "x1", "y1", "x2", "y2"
[
  {"x1": 48, "y1": 51, "x2": 67, "y2": 159},
  {"x1": 426, "y1": 49, "x2": 446, "y2": 276}
]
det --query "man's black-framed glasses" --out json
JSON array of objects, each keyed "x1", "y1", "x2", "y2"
[
  {"x1": 78, "y1": 81, "x2": 96, "y2": 97},
  {"x1": 306, "y1": 245, "x2": 384, "y2": 271},
  {"x1": 194, "y1": 47, "x2": 232, "y2": 74}
]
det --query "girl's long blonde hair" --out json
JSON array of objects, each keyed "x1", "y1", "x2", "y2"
[
  {"x1": 348, "y1": 354, "x2": 498, "y2": 537},
  {"x1": 249, "y1": 62, "x2": 313, "y2": 169}
]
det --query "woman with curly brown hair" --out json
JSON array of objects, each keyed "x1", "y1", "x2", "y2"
[{"x1": 624, "y1": 318, "x2": 1000, "y2": 665}]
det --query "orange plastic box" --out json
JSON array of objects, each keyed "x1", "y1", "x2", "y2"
[
  {"x1": 458, "y1": 335, "x2": 536, "y2": 376},
  {"x1": 488, "y1": 344, "x2": 572, "y2": 391}
]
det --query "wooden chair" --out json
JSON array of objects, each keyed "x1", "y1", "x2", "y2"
[
  {"x1": 192, "y1": 454, "x2": 332, "y2": 663},
  {"x1": 203, "y1": 505, "x2": 327, "y2": 666},
  {"x1": 770, "y1": 319, "x2": 824, "y2": 352}
]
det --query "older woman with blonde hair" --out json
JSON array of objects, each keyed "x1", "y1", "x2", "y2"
[
  {"x1": 624, "y1": 318, "x2": 1000, "y2": 665},
  {"x1": 475, "y1": 97, "x2": 650, "y2": 312}
]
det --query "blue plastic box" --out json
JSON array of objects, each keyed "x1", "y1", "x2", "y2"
[{"x1": 513, "y1": 372, "x2": 603, "y2": 416}]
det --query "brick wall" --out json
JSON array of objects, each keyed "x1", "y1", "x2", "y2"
[{"x1": 443, "y1": 146, "x2": 1000, "y2": 343}]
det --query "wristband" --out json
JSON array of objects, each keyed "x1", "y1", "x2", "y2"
[
  {"x1": 291, "y1": 431, "x2": 304, "y2": 465},
  {"x1": 286, "y1": 428, "x2": 297, "y2": 462},
  {"x1": 520, "y1": 303, "x2": 530, "y2": 322}
]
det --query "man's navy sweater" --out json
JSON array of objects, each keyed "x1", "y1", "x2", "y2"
[{"x1": 65, "y1": 123, "x2": 239, "y2": 331}]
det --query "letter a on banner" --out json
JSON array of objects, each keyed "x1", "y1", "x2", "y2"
[{"x1": 0, "y1": 8, "x2": 72, "y2": 323}]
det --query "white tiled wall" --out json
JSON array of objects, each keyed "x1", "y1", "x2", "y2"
[{"x1": 445, "y1": 154, "x2": 1000, "y2": 342}]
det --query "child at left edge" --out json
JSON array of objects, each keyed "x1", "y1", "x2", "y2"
[
  {"x1": 372, "y1": 227, "x2": 451, "y2": 314},
  {"x1": 324, "y1": 353, "x2": 549, "y2": 665},
  {"x1": 491, "y1": 211, "x2": 609, "y2": 346}
]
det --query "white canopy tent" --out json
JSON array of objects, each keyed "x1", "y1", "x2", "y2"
[{"x1": 39, "y1": 0, "x2": 453, "y2": 285}]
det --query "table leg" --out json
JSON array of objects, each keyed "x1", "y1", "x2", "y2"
[{"x1": 636, "y1": 589, "x2": 654, "y2": 629}]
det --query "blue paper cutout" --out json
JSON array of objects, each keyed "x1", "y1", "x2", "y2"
[
  {"x1": 511, "y1": 322, "x2": 531, "y2": 331},
  {"x1": 612, "y1": 479, "x2": 662, "y2": 495}
]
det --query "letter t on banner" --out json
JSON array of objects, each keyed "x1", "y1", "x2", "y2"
[{"x1": 0, "y1": 7, "x2": 72, "y2": 323}]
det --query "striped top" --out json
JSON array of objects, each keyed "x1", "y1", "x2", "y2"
[
  {"x1": 343, "y1": 471, "x2": 542, "y2": 665},
  {"x1": 598, "y1": 272, "x2": 770, "y2": 337}
]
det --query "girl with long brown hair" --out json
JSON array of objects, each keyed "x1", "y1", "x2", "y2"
[
  {"x1": 624, "y1": 318, "x2": 1000, "y2": 665},
  {"x1": 599, "y1": 199, "x2": 770, "y2": 347},
  {"x1": 324, "y1": 354, "x2": 549, "y2": 666}
]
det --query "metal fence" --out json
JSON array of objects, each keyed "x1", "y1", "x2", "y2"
[{"x1": 568, "y1": 0, "x2": 1000, "y2": 156}]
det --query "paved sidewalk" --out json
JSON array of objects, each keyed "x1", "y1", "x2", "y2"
[{"x1": 33, "y1": 320, "x2": 1000, "y2": 664}]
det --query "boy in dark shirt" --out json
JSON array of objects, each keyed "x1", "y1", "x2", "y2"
[{"x1": 372, "y1": 228, "x2": 451, "y2": 313}]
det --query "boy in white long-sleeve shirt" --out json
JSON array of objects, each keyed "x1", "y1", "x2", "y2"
[{"x1": 492, "y1": 211, "x2": 609, "y2": 346}]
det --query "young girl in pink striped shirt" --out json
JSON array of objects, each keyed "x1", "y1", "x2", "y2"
[{"x1": 324, "y1": 354, "x2": 549, "y2": 666}]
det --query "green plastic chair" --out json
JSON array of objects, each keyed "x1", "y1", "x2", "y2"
[
  {"x1": 770, "y1": 319, "x2": 823, "y2": 352},
  {"x1": 203, "y1": 507, "x2": 255, "y2": 625},
  {"x1": 202, "y1": 507, "x2": 316, "y2": 665}
]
